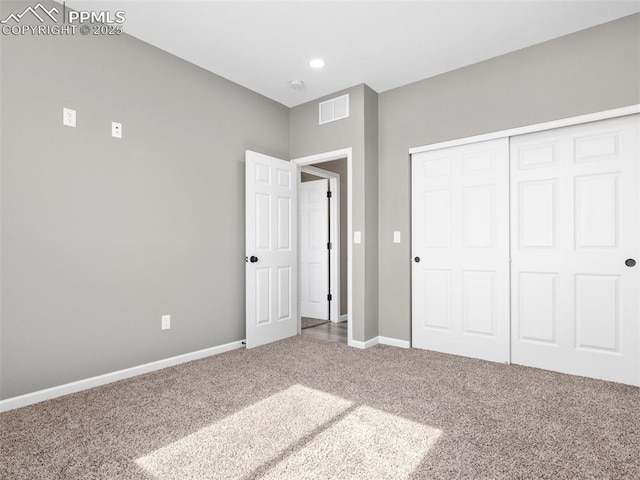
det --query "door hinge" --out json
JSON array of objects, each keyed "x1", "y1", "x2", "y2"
[
  {"x1": 327, "y1": 191, "x2": 332, "y2": 198},
  {"x1": 327, "y1": 294, "x2": 332, "y2": 301},
  {"x1": 327, "y1": 242, "x2": 332, "y2": 250}
]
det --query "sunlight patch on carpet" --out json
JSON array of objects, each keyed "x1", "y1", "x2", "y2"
[
  {"x1": 261, "y1": 405, "x2": 441, "y2": 479},
  {"x1": 135, "y1": 384, "x2": 441, "y2": 479},
  {"x1": 135, "y1": 385, "x2": 353, "y2": 479}
]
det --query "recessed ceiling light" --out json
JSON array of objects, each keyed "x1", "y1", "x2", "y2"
[{"x1": 309, "y1": 58, "x2": 325, "y2": 69}]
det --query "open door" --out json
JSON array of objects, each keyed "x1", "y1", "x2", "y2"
[
  {"x1": 245, "y1": 151, "x2": 298, "y2": 348},
  {"x1": 299, "y1": 179, "x2": 329, "y2": 320}
]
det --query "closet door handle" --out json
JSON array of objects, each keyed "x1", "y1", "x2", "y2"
[
  {"x1": 414, "y1": 257, "x2": 421, "y2": 263},
  {"x1": 625, "y1": 258, "x2": 636, "y2": 267}
]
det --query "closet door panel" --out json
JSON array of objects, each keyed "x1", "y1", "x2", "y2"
[
  {"x1": 412, "y1": 138, "x2": 510, "y2": 363},
  {"x1": 510, "y1": 115, "x2": 639, "y2": 386}
]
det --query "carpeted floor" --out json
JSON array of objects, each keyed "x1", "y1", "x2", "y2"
[{"x1": 1, "y1": 336, "x2": 639, "y2": 479}]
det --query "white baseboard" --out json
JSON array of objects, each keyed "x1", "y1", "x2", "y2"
[
  {"x1": 331, "y1": 314, "x2": 348, "y2": 323},
  {"x1": 349, "y1": 336, "x2": 410, "y2": 350},
  {"x1": 348, "y1": 336, "x2": 379, "y2": 349},
  {"x1": 378, "y1": 336, "x2": 410, "y2": 349},
  {"x1": 0, "y1": 340, "x2": 245, "y2": 413}
]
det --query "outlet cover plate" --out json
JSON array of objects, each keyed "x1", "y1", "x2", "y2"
[
  {"x1": 63, "y1": 108, "x2": 76, "y2": 127},
  {"x1": 112, "y1": 122, "x2": 122, "y2": 138}
]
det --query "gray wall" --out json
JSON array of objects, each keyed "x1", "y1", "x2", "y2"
[
  {"x1": 3, "y1": 5, "x2": 638, "y2": 401},
  {"x1": 378, "y1": 14, "x2": 640, "y2": 342},
  {"x1": 0, "y1": 1, "x2": 289, "y2": 399},
  {"x1": 301, "y1": 173, "x2": 322, "y2": 182},
  {"x1": 290, "y1": 85, "x2": 379, "y2": 342}
]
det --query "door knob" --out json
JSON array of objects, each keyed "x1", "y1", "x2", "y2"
[
  {"x1": 625, "y1": 258, "x2": 636, "y2": 267},
  {"x1": 414, "y1": 257, "x2": 421, "y2": 263},
  {"x1": 250, "y1": 256, "x2": 259, "y2": 263}
]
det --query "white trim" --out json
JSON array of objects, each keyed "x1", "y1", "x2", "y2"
[
  {"x1": 293, "y1": 148, "x2": 353, "y2": 165},
  {"x1": 350, "y1": 336, "x2": 410, "y2": 349},
  {"x1": 339, "y1": 314, "x2": 348, "y2": 323},
  {"x1": 378, "y1": 336, "x2": 410, "y2": 349},
  {"x1": 0, "y1": 340, "x2": 245, "y2": 413},
  {"x1": 350, "y1": 336, "x2": 379, "y2": 349},
  {"x1": 329, "y1": 175, "x2": 340, "y2": 323},
  {"x1": 299, "y1": 166, "x2": 341, "y2": 324},
  {"x1": 300, "y1": 165, "x2": 338, "y2": 179},
  {"x1": 409, "y1": 105, "x2": 640, "y2": 154},
  {"x1": 292, "y1": 148, "x2": 354, "y2": 347}
]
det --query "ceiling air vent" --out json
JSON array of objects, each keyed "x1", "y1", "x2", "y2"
[{"x1": 319, "y1": 94, "x2": 349, "y2": 125}]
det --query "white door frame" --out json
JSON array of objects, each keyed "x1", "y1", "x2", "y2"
[
  {"x1": 299, "y1": 166, "x2": 340, "y2": 325},
  {"x1": 292, "y1": 148, "x2": 354, "y2": 347},
  {"x1": 410, "y1": 105, "x2": 640, "y2": 154}
]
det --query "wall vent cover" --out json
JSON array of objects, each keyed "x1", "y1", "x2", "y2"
[{"x1": 319, "y1": 94, "x2": 349, "y2": 125}]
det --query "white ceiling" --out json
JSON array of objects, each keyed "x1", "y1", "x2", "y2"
[{"x1": 62, "y1": 1, "x2": 640, "y2": 107}]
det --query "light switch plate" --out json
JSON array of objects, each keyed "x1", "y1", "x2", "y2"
[
  {"x1": 393, "y1": 231, "x2": 401, "y2": 243},
  {"x1": 354, "y1": 231, "x2": 362, "y2": 244}
]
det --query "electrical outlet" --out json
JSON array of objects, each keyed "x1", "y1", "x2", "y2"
[
  {"x1": 161, "y1": 315, "x2": 171, "y2": 330},
  {"x1": 111, "y1": 121, "x2": 122, "y2": 138},
  {"x1": 63, "y1": 108, "x2": 76, "y2": 127}
]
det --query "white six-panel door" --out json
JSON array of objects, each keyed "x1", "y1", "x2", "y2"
[
  {"x1": 510, "y1": 115, "x2": 639, "y2": 385},
  {"x1": 299, "y1": 179, "x2": 329, "y2": 320},
  {"x1": 245, "y1": 151, "x2": 298, "y2": 349},
  {"x1": 412, "y1": 138, "x2": 510, "y2": 363}
]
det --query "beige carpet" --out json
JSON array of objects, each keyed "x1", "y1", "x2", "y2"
[{"x1": 1, "y1": 336, "x2": 639, "y2": 479}]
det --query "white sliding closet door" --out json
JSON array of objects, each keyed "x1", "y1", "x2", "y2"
[
  {"x1": 412, "y1": 138, "x2": 510, "y2": 363},
  {"x1": 510, "y1": 115, "x2": 639, "y2": 385}
]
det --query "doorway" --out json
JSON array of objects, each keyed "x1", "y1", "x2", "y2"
[
  {"x1": 245, "y1": 148, "x2": 353, "y2": 348},
  {"x1": 292, "y1": 148, "x2": 353, "y2": 345},
  {"x1": 299, "y1": 164, "x2": 347, "y2": 343}
]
